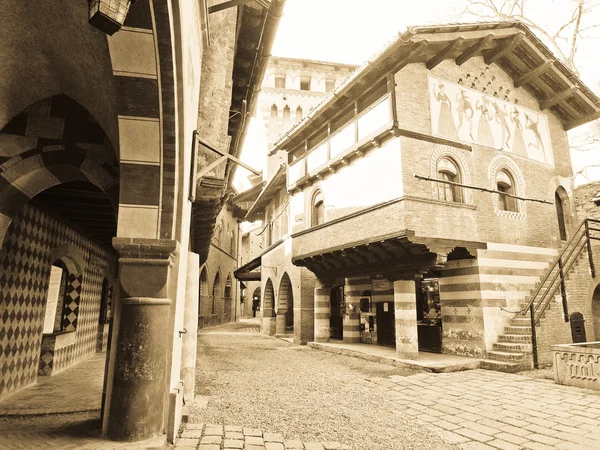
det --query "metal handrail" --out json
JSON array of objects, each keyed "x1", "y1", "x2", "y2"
[{"x1": 521, "y1": 218, "x2": 599, "y2": 322}]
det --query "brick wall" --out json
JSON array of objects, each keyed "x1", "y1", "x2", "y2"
[{"x1": 0, "y1": 203, "x2": 115, "y2": 399}]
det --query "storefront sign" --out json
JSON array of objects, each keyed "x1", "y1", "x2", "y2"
[{"x1": 372, "y1": 279, "x2": 389, "y2": 291}]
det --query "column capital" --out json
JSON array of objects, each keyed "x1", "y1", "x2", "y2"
[
  {"x1": 113, "y1": 238, "x2": 179, "y2": 299},
  {"x1": 112, "y1": 237, "x2": 179, "y2": 263}
]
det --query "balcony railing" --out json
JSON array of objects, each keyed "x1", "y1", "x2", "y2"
[{"x1": 287, "y1": 95, "x2": 392, "y2": 188}]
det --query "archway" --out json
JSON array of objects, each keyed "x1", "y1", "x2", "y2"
[
  {"x1": 212, "y1": 271, "x2": 222, "y2": 325},
  {"x1": 252, "y1": 286, "x2": 261, "y2": 317},
  {"x1": 277, "y1": 273, "x2": 294, "y2": 335},
  {"x1": 262, "y1": 279, "x2": 276, "y2": 335},
  {"x1": 593, "y1": 284, "x2": 600, "y2": 341},
  {"x1": 0, "y1": 93, "x2": 119, "y2": 415}
]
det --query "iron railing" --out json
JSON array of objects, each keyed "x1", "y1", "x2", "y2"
[{"x1": 521, "y1": 218, "x2": 599, "y2": 368}]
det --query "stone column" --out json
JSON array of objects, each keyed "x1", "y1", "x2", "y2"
[
  {"x1": 107, "y1": 238, "x2": 177, "y2": 442},
  {"x1": 262, "y1": 281, "x2": 276, "y2": 336},
  {"x1": 296, "y1": 268, "x2": 315, "y2": 344},
  {"x1": 314, "y1": 280, "x2": 331, "y2": 342},
  {"x1": 343, "y1": 313, "x2": 360, "y2": 343},
  {"x1": 394, "y1": 280, "x2": 418, "y2": 359},
  {"x1": 180, "y1": 252, "x2": 199, "y2": 404}
]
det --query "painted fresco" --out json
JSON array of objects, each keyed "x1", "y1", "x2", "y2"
[{"x1": 428, "y1": 76, "x2": 553, "y2": 166}]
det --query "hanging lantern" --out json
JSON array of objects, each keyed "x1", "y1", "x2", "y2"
[{"x1": 88, "y1": 0, "x2": 136, "y2": 36}]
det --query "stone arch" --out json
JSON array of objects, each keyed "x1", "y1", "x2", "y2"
[
  {"x1": 0, "y1": 146, "x2": 119, "y2": 246},
  {"x1": 307, "y1": 185, "x2": 325, "y2": 227},
  {"x1": 48, "y1": 244, "x2": 86, "y2": 277},
  {"x1": 488, "y1": 155, "x2": 526, "y2": 217},
  {"x1": 555, "y1": 185, "x2": 572, "y2": 241},
  {"x1": 278, "y1": 272, "x2": 294, "y2": 332},
  {"x1": 212, "y1": 270, "x2": 222, "y2": 315},
  {"x1": 429, "y1": 145, "x2": 473, "y2": 203},
  {"x1": 263, "y1": 278, "x2": 275, "y2": 318},
  {"x1": 48, "y1": 254, "x2": 83, "y2": 332}
]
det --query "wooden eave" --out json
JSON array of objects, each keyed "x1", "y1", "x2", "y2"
[
  {"x1": 245, "y1": 165, "x2": 286, "y2": 221},
  {"x1": 272, "y1": 21, "x2": 600, "y2": 156},
  {"x1": 291, "y1": 230, "x2": 486, "y2": 280}
]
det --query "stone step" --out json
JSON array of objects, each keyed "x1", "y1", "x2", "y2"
[
  {"x1": 488, "y1": 350, "x2": 527, "y2": 362},
  {"x1": 510, "y1": 317, "x2": 531, "y2": 326},
  {"x1": 480, "y1": 358, "x2": 526, "y2": 373},
  {"x1": 505, "y1": 325, "x2": 532, "y2": 335},
  {"x1": 499, "y1": 334, "x2": 532, "y2": 343},
  {"x1": 493, "y1": 341, "x2": 532, "y2": 353}
]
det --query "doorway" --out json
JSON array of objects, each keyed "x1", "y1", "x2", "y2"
[
  {"x1": 570, "y1": 312, "x2": 587, "y2": 343},
  {"x1": 416, "y1": 277, "x2": 442, "y2": 353},
  {"x1": 376, "y1": 302, "x2": 395, "y2": 347},
  {"x1": 330, "y1": 286, "x2": 344, "y2": 339}
]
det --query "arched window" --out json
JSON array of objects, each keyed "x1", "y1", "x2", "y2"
[
  {"x1": 283, "y1": 105, "x2": 291, "y2": 130},
  {"x1": 275, "y1": 73, "x2": 286, "y2": 88},
  {"x1": 212, "y1": 272, "x2": 221, "y2": 315},
  {"x1": 199, "y1": 267, "x2": 208, "y2": 314},
  {"x1": 99, "y1": 278, "x2": 112, "y2": 324},
  {"x1": 555, "y1": 189, "x2": 568, "y2": 241},
  {"x1": 436, "y1": 157, "x2": 462, "y2": 203},
  {"x1": 224, "y1": 274, "x2": 232, "y2": 299},
  {"x1": 296, "y1": 106, "x2": 303, "y2": 123},
  {"x1": 496, "y1": 170, "x2": 518, "y2": 212},
  {"x1": 311, "y1": 191, "x2": 325, "y2": 227},
  {"x1": 265, "y1": 207, "x2": 273, "y2": 247}
]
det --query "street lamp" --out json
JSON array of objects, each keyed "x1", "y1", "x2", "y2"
[{"x1": 88, "y1": 0, "x2": 136, "y2": 35}]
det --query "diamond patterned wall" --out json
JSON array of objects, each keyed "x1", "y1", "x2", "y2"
[{"x1": 0, "y1": 203, "x2": 116, "y2": 399}]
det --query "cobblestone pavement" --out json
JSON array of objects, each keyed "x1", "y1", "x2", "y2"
[
  {"x1": 191, "y1": 321, "x2": 600, "y2": 450},
  {"x1": 171, "y1": 423, "x2": 349, "y2": 450}
]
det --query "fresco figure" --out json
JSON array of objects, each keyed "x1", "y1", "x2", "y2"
[
  {"x1": 433, "y1": 82, "x2": 457, "y2": 139},
  {"x1": 510, "y1": 107, "x2": 527, "y2": 156},
  {"x1": 492, "y1": 100, "x2": 511, "y2": 149},
  {"x1": 476, "y1": 95, "x2": 495, "y2": 148},
  {"x1": 456, "y1": 90, "x2": 474, "y2": 141},
  {"x1": 525, "y1": 113, "x2": 547, "y2": 162}
]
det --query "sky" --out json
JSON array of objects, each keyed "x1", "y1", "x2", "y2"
[{"x1": 234, "y1": 0, "x2": 600, "y2": 190}]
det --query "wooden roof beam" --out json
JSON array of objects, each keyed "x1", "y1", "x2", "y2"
[
  {"x1": 455, "y1": 34, "x2": 495, "y2": 66},
  {"x1": 540, "y1": 86, "x2": 578, "y2": 110},
  {"x1": 484, "y1": 32, "x2": 524, "y2": 65},
  {"x1": 514, "y1": 60, "x2": 554, "y2": 88},
  {"x1": 391, "y1": 39, "x2": 430, "y2": 73},
  {"x1": 426, "y1": 37, "x2": 464, "y2": 70}
]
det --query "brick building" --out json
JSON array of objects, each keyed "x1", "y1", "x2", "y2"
[
  {"x1": 0, "y1": 0, "x2": 283, "y2": 443},
  {"x1": 239, "y1": 21, "x2": 600, "y2": 370}
]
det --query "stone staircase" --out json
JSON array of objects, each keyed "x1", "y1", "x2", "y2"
[{"x1": 480, "y1": 288, "x2": 559, "y2": 373}]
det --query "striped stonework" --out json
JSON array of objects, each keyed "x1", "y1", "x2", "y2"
[
  {"x1": 105, "y1": 0, "x2": 180, "y2": 240},
  {"x1": 262, "y1": 279, "x2": 276, "y2": 336},
  {"x1": 344, "y1": 276, "x2": 370, "y2": 343},
  {"x1": 314, "y1": 280, "x2": 331, "y2": 343},
  {"x1": 394, "y1": 280, "x2": 418, "y2": 359},
  {"x1": 439, "y1": 259, "x2": 486, "y2": 358},
  {"x1": 476, "y1": 243, "x2": 557, "y2": 352},
  {"x1": 343, "y1": 313, "x2": 360, "y2": 343}
]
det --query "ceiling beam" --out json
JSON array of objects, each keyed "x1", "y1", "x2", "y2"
[
  {"x1": 540, "y1": 86, "x2": 578, "y2": 110},
  {"x1": 565, "y1": 110, "x2": 600, "y2": 130},
  {"x1": 455, "y1": 34, "x2": 495, "y2": 66},
  {"x1": 484, "y1": 32, "x2": 524, "y2": 65},
  {"x1": 426, "y1": 37, "x2": 464, "y2": 70},
  {"x1": 390, "y1": 39, "x2": 430, "y2": 73},
  {"x1": 514, "y1": 60, "x2": 554, "y2": 88}
]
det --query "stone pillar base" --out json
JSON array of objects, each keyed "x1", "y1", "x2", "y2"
[
  {"x1": 275, "y1": 312, "x2": 287, "y2": 335},
  {"x1": 314, "y1": 283, "x2": 330, "y2": 343},
  {"x1": 343, "y1": 313, "x2": 360, "y2": 343},
  {"x1": 394, "y1": 280, "x2": 418, "y2": 360},
  {"x1": 263, "y1": 317, "x2": 276, "y2": 336}
]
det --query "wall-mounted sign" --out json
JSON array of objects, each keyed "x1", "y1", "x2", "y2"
[
  {"x1": 372, "y1": 278, "x2": 390, "y2": 291},
  {"x1": 428, "y1": 76, "x2": 553, "y2": 166}
]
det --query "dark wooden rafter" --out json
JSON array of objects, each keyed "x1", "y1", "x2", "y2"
[
  {"x1": 386, "y1": 238, "x2": 412, "y2": 256},
  {"x1": 514, "y1": 60, "x2": 554, "y2": 88},
  {"x1": 455, "y1": 34, "x2": 495, "y2": 66},
  {"x1": 391, "y1": 39, "x2": 430, "y2": 73},
  {"x1": 540, "y1": 86, "x2": 578, "y2": 110},
  {"x1": 346, "y1": 247, "x2": 369, "y2": 265},
  {"x1": 426, "y1": 37, "x2": 464, "y2": 70},
  {"x1": 374, "y1": 242, "x2": 396, "y2": 260},
  {"x1": 364, "y1": 243, "x2": 383, "y2": 262},
  {"x1": 484, "y1": 32, "x2": 524, "y2": 65}
]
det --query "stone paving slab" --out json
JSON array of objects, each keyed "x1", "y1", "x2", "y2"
[{"x1": 170, "y1": 424, "x2": 350, "y2": 450}]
